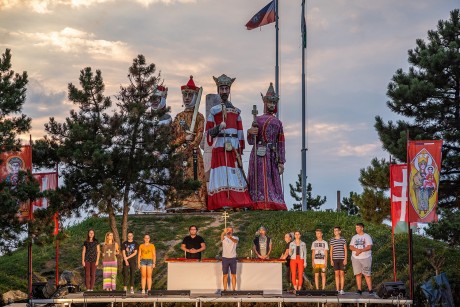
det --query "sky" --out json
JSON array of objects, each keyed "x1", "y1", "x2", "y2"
[{"x1": 1, "y1": 0, "x2": 458, "y2": 210}]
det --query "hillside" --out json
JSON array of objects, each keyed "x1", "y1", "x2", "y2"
[{"x1": 0, "y1": 211, "x2": 459, "y2": 304}]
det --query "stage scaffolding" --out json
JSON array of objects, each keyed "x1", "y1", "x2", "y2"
[{"x1": 30, "y1": 292, "x2": 412, "y2": 306}]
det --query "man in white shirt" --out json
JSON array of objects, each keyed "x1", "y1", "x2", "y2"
[
  {"x1": 349, "y1": 223, "x2": 374, "y2": 296},
  {"x1": 221, "y1": 226, "x2": 239, "y2": 291}
]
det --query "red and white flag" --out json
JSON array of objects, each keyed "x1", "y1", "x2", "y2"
[
  {"x1": 32, "y1": 172, "x2": 58, "y2": 210},
  {"x1": 407, "y1": 140, "x2": 443, "y2": 223},
  {"x1": 390, "y1": 164, "x2": 409, "y2": 234}
]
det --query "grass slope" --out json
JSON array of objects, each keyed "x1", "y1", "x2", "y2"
[{"x1": 0, "y1": 211, "x2": 459, "y2": 304}]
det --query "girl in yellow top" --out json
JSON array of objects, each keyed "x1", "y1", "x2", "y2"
[{"x1": 138, "y1": 234, "x2": 156, "y2": 294}]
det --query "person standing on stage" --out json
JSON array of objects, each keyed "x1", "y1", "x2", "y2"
[
  {"x1": 349, "y1": 223, "x2": 374, "y2": 295},
  {"x1": 102, "y1": 232, "x2": 119, "y2": 291},
  {"x1": 138, "y1": 234, "x2": 156, "y2": 294},
  {"x1": 280, "y1": 232, "x2": 293, "y2": 290},
  {"x1": 172, "y1": 76, "x2": 206, "y2": 210},
  {"x1": 330, "y1": 226, "x2": 347, "y2": 295},
  {"x1": 247, "y1": 83, "x2": 287, "y2": 210},
  {"x1": 311, "y1": 228, "x2": 329, "y2": 290},
  {"x1": 252, "y1": 226, "x2": 272, "y2": 259},
  {"x1": 82, "y1": 229, "x2": 100, "y2": 291},
  {"x1": 122, "y1": 231, "x2": 139, "y2": 294},
  {"x1": 289, "y1": 231, "x2": 307, "y2": 291},
  {"x1": 205, "y1": 74, "x2": 252, "y2": 210},
  {"x1": 181, "y1": 225, "x2": 206, "y2": 259},
  {"x1": 221, "y1": 226, "x2": 239, "y2": 291}
]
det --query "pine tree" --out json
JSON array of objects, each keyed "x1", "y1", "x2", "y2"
[
  {"x1": 374, "y1": 9, "x2": 460, "y2": 239},
  {"x1": 341, "y1": 191, "x2": 360, "y2": 216},
  {"x1": 354, "y1": 158, "x2": 390, "y2": 224},
  {"x1": 289, "y1": 172, "x2": 326, "y2": 211},
  {"x1": 112, "y1": 55, "x2": 196, "y2": 241},
  {"x1": 40, "y1": 56, "x2": 197, "y2": 244},
  {"x1": 0, "y1": 49, "x2": 40, "y2": 252}
]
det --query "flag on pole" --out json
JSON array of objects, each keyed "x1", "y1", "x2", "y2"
[
  {"x1": 245, "y1": 0, "x2": 276, "y2": 30},
  {"x1": 0, "y1": 145, "x2": 33, "y2": 220},
  {"x1": 407, "y1": 140, "x2": 443, "y2": 223},
  {"x1": 390, "y1": 164, "x2": 409, "y2": 234},
  {"x1": 32, "y1": 172, "x2": 58, "y2": 211},
  {"x1": 301, "y1": 0, "x2": 307, "y2": 48}
]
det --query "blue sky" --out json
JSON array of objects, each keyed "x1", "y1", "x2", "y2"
[{"x1": 1, "y1": 0, "x2": 458, "y2": 210}]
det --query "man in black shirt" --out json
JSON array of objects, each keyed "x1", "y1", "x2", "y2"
[{"x1": 181, "y1": 225, "x2": 206, "y2": 259}]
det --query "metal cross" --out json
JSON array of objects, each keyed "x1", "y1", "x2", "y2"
[
  {"x1": 106, "y1": 249, "x2": 112, "y2": 257},
  {"x1": 222, "y1": 211, "x2": 230, "y2": 229}
]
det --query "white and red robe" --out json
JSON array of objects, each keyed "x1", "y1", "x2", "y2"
[{"x1": 205, "y1": 102, "x2": 253, "y2": 210}]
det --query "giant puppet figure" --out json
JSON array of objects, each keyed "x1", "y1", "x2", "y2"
[
  {"x1": 151, "y1": 85, "x2": 171, "y2": 125},
  {"x1": 172, "y1": 76, "x2": 207, "y2": 210},
  {"x1": 205, "y1": 74, "x2": 252, "y2": 210},
  {"x1": 247, "y1": 83, "x2": 286, "y2": 210}
]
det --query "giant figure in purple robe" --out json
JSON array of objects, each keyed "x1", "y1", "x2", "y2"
[{"x1": 247, "y1": 83, "x2": 287, "y2": 210}]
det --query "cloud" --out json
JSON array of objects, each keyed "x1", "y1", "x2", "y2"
[
  {"x1": 11, "y1": 27, "x2": 131, "y2": 61},
  {"x1": 0, "y1": 0, "x2": 196, "y2": 13},
  {"x1": 336, "y1": 142, "x2": 380, "y2": 157}
]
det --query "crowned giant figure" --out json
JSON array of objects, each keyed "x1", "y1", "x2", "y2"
[
  {"x1": 247, "y1": 83, "x2": 286, "y2": 210},
  {"x1": 205, "y1": 74, "x2": 252, "y2": 210},
  {"x1": 172, "y1": 76, "x2": 207, "y2": 210}
]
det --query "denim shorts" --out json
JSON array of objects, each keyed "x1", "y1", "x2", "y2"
[
  {"x1": 140, "y1": 259, "x2": 153, "y2": 267},
  {"x1": 222, "y1": 257, "x2": 237, "y2": 275}
]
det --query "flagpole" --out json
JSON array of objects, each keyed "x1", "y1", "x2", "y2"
[
  {"x1": 390, "y1": 155, "x2": 397, "y2": 282},
  {"x1": 406, "y1": 130, "x2": 414, "y2": 300},
  {"x1": 301, "y1": 0, "x2": 307, "y2": 211},
  {"x1": 28, "y1": 135, "x2": 33, "y2": 299},
  {"x1": 275, "y1": 0, "x2": 279, "y2": 118},
  {"x1": 55, "y1": 163, "x2": 59, "y2": 288}
]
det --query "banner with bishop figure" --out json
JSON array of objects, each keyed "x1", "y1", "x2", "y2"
[{"x1": 407, "y1": 140, "x2": 443, "y2": 223}]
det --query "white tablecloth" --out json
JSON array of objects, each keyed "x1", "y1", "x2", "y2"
[{"x1": 167, "y1": 261, "x2": 282, "y2": 294}]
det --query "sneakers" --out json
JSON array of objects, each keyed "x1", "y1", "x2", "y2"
[
  {"x1": 368, "y1": 290, "x2": 377, "y2": 297},
  {"x1": 130, "y1": 288, "x2": 134, "y2": 294},
  {"x1": 356, "y1": 290, "x2": 362, "y2": 295},
  {"x1": 141, "y1": 290, "x2": 146, "y2": 295},
  {"x1": 339, "y1": 290, "x2": 345, "y2": 295}
]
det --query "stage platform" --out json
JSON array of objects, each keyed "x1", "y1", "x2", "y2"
[{"x1": 30, "y1": 291, "x2": 412, "y2": 306}]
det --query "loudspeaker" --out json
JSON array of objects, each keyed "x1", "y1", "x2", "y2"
[
  {"x1": 83, "y1": 290, "x2": 127, "y2": 297},
  {"x1": 221, "y1": 290, "x2": 264, "y2": 296},
  {"x1": 32, "y1": 282, "x2": 47, "y2": 299},
  {"x1": 295, "y1": 290, "x2": 338, "y2": 296},
  {"x1": 148, "y1": 290, "x2": 190, "y2": 296},
  {"x1": 377, "y1": 281, "x2": 406, "y2": 299}
]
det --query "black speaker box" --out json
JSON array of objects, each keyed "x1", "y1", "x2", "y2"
[
  {"x1": 148, "y1": 290, "x2": 190, "y2": 296},
  {"x1": 295, "y1": 290, "x2": 338, "y2": 296},
  {"x1": 221, "y1": 290, "x2": 264, "y2": 296},
  {"x1": 32, "y1": 282, "x2": 47, "y2": 299},
  {"x1": 83, "y1": 290, "x2": 127, "y2": 297},
  {"x1": 377, "y1": 281, "x2": 406, "y2": 299}
]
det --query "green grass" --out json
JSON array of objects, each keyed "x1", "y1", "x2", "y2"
[{"x1": 0, "y1": 211, "x2": 459, "y2": 305}]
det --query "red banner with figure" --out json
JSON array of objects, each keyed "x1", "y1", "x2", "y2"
[
  {"x1": 390, "y1": 164, "x2": 409, "y2": 234},
  {"x1": 408, "y1": 140, "x2": 443, "y2": 223},
  {"x1": 32, "y1": 172, "x2": 58, "y2": 211},
  {"x1": 0, "y1": 145, "x2": 33, "y2": 219}
]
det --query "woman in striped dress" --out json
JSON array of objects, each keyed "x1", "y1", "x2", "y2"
[{"x1": 102, "y1": 232, "x2": 119, "y2": 290}]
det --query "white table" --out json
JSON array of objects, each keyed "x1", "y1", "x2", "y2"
[{"x1": 166, "y1": 259, "x2": 284, "y2": 294}]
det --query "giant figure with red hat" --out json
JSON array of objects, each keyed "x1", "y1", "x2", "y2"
[
  {"x1": 171, "y1": 76, "x2": 207, "y2": 210},
  {"x1": 205, "y1": 74, "x2": 252, "y2": 210},
  {"x1": 247, "y1": 83, "x2": 287, "y2": 210}
]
